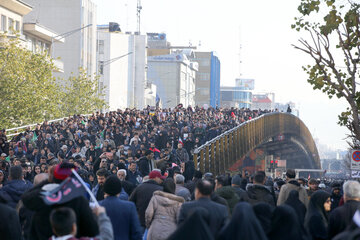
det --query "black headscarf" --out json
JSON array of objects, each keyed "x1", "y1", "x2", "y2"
[
  {"x1": 268, "y1": 205, "x2": 307, "y2": 240},
  {"x1": 217, "y1": 202, "x2": 267, "y2": 240},
  {"x1": 284, "y1": 190, "x2": 307, "y2": 224},
  {"x1": 253, "y1": 203, "x2": 274, "y2": 235},
  {"x1": 167, "y1": 208, "x2": 214, "y2": 240},
  {"x1": 305, "y1": 190, "x2": 331, "y2": 240}
]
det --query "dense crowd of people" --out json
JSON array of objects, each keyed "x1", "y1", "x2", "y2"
[{"x1": 0, "y1": 106, "x2": 358, "y2": 239}]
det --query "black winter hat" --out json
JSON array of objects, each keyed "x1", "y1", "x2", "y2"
[{"x1": 103, "y1": 175, "x2": 122, "y2": 196}]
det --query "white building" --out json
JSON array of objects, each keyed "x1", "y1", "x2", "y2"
[
  {"x1": 23, "y1": 0, "x2": 97, "y2": 80},
  {"x1": 97, "y1": 26, "x2": 153, "y2": 110},
  {"x1": 148, "y1": 53, "x2": 198, "y2": 108},
  {"x1": 0, "y1": 0, "x2": 64, "y2": 72}
]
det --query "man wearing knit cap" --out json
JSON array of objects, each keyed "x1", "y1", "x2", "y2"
[
  {"x1": 231, "y1": 174, "x2": 249, "y2": 202},
  {"x1": 129, "y1": 170, "x2": 164, "y2": 229},
  {"x1": 21, "y1": 162, "x2": 99, "y2": 240},
  {"x1": 100, "y1": 175, "x2": 142, "y2": 240}
]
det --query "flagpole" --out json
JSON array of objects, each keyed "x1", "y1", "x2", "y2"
[{"x1": 71, "y1": 169, "x2": 99, "y2": 206}]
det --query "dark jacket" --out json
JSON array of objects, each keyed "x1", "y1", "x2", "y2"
[
  {"x1": 246, "y1": 184, "x2": 275, "y2": 206},
  {"x1": 21, "y1": 180, "x2": 99, "y2": 240},
  {"x1": 0, "y1": 202, "x2": 21, "y2": 240},
  {"x1": 138, "y1": 157, "x2": 152, "y2": 177},
  {"x1": 0, "y1": 179, "x2": 33, "y2": 208},
  {"x1": 232, "y1": 186, "x2": 249, "y2": 202},
  {"x1": 328, "y1": 200, "x2": 360, "y2": 239},
  {"x1": 100, "y1": 196, "x2": 142, "y2": 240},
  {"x1": 215, "y1": 186, "x2": 239, "y2": 213},
  {"x1": 177, "y1": 197, "x2": 228, "y2": 238},
  {"x1": 129, "y1": 180, "x2": 163, "y2": 227},
  {"x1": 127, "y1": 170, "x2": 141, "y2": 186}
]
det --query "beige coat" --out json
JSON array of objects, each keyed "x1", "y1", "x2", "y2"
[
  {"x1": 145, "y1": 190, "x2": 184, "y2": 240},
  {"x1": 277, "y1": 179, "x2": 309, "y2": 207}
]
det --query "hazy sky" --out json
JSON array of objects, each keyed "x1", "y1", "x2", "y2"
[{"x1": 94, "y1": 0, "x2": 349, "y2": 150}]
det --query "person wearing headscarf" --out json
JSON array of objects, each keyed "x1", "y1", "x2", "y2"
[
  {"x1": 284, "y1": 190, "x2": 307, "y2": 224},
  {"x1": 304, "y1": 190, "x2": 331, "y2": 240},
  {"x1": 253, "y1": 202, "x2": 274, "y2": 235},
  {"x1": 217, "y1": 202, "x2": 267, "y2": 240},
  {"x1": 167, "y1": 208, "x2": 214, "y2": 240},
  {"x1": 145, "y1": 178, "x2": 184, "y2": 240},
  {"x1": 268, "y1": 204, "x2": 308, "y2": 240}
]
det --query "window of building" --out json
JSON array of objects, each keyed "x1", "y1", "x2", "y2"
[
  {"x1": 1, "y1": 15, "x2": 7, "y2": 31},
  {"x1": 15, "y1": 21, "x2": 20, "y2": 32},
  {"x1": 98, "y1": 40, "x2": 104, "y2": 54},
  {"x1": 8, "y1": 18, "x2": 14, "y2": 33}
]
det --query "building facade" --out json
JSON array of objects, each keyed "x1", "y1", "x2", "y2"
[
  {"x1": 191, "y1": 51, "x2": 220, "y2": 108},
  {"x1": 97, "y1": 25, "x2": 152, "y2": 110},
  {"x1": 147, "y1": 53, "x2": 197, "y2": 108},
  {"x1": 251, "y1": 93, "x2": 275, "y2": 110},
  {"x1": 220, "y1": 86, "x2": 252, "y2": 108},
  {"x1": 23, "y1": 0, "x2": 97, "y2": 80}
]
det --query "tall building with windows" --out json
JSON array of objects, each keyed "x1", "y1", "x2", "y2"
[
  {"x1": 191, "y1": 51, "x2": 221, "y2": 108},
  {"x1": 0, "y1": 0, "x2": 30, "y2": 34},
  {"x1": 23, "y1": 0, "x2": 96, "y2": 80}
]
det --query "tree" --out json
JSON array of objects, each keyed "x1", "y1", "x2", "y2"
[
  {"x1": 60, "y1": 68, "x2": 107, "y2": 116},
  {"x1": 292, "y1": 0, "x2": 360, "y2": 148},
  {"x1": 0, "y1": 34, "x2": 62, "y2": 129}
]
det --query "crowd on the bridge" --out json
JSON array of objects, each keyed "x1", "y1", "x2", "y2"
[{"x1": 2, "y1": 106, "x2": 359, "y2": 239}]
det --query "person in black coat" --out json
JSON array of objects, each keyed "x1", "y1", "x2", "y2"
[
  {"x1": 21, "y1": 163, "x2": 99, "y2": 240},
  {"x1": 253, "y1": 202, "x2": 274, "y2": 235},
  {"x1": 138, "y1": 150, "x2": 154, "y2": 177},
  {"x1": 304, "y1": 190, "x2": 331, "y2": 240},
  {"x1": 268, "y1": 204, "x2": 309, "y2": 240},
  {"x1": 328, "y1": 180, "x2": 360, "y2": 239},
  {"x1": 0, "y1": 197, "x2": 21, "y2": 240},
  {"x1": 177, "y1": 179, "x2": 228, "y2": 239},
  {"x1": 167, "y1": 208, "x2": 214, "y2": 240},
  {"x1": 285, "y1": 190, "x2": 307, "y2": 224},
  {"x1": 218, "y1": 202, "x2": 267, "y2": 240},
  {"x1": 129, "y1": 170, "x2": 164, "y2": 228},
  {"x1": 246, "y1": 171, "x2": 275, "y2": 206}
]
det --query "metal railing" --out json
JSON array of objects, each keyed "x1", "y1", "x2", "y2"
[
  {"x1": 5, "y1": 114, "x2": 92, "y2": 138},
  {"x1": 193, "y1": 112, "x2": 320, "y2": 175}
]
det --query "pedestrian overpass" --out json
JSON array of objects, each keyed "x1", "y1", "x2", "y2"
[{"x1": 193, "y1": 113, "x2": 320, "y2": 176}]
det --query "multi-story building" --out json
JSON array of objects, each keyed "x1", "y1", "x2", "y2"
[
  {"x1": 23, "y1": 0, "x2": 97, "y2": 80},
  {"x1": 0, "y1": 0, "x2": 64, "y2": 72},
  {"x1": 191, "y1": 51, "x2": 220, "y2": 108},
  {"x1": 220, "y1": 86, "x2": 252, "y2": 108},
  {"x1": 147, "y1": 53, "x2": 198, "y2": 108},
  {"x1": 97, "y1": 25, "x2": 153, "y2": 110},
  {"x1": 251, "y1": 92, "x2": 275, "y2": 110}
]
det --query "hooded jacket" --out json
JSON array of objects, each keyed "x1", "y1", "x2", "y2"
[
  {"x1": 246, "y1": 184, "x2": 275, "y2": 206},
  {"x1": 0, "y1": 179, "x2": 33, "y2": 208},
  {"x1": 277, "y1": 179, "x2": 309, "y2": 207},
  {"x1": 215, "y1": 186, "x2": 240, "y2": 213},
  {"x1": 145, "y1": 191, "x2": 184, "y2": 240}
]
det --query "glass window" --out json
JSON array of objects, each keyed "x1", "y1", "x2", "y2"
[
  {"x1": 8, "y1": 18, "x2": 14, "y2": 33},
  {"x1": 1, "y1": 15, "x2": 7, "y2": 31},
  {"x1": 15, "y1": 21, "x2": 20, "y2": 32}
]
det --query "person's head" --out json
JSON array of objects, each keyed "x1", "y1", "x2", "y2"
[
  {"x1": 297, "y1": 178, "x2": 306, "y2": 186},
  {"x1": 175, "y1": 174, "x2": 185, "y2": 186},
  {"x1": 215, "y1": 175, "x2": 226, "y2": 190},
  {"x1": 145, "y1": 150, "x2": 153, "y2": 159},
  {"x1": 96, "y1": 168, "x2": 109, "y2": 186},
  {"x1": 231, "y1": 174, "x2": 242, "y2": 187},
  {"x1": 285, "y1": 169, "x2": 296, "y2": 180},
  {"x1": 309, "y1": 179, "x2": 319, "y2": 191},
  {"x1": 163, "y1": 178, "x2": 176, "y2": 194},
  {"x1": 103, "y1": 175, "x2": 122, "y2": 197},
  {"x1": 177, "y1": 143, "x2": 183, "y2": 149},
  {"x1": 117, "y1": 169, "x2": 127, "y2": 181},
  {"x1": 40, "y1": 156, "x2": 47, "y2": 164},
  {"x1": 253, "y1": 171, "x2": 266, "y2": 185},
  {"x1": 9, "y1": 165, "x2": 23, "y2": 180},
  {"x1": 149, "y1": 170, "x2": 166, "y2": 184},
  {"x1": 34, "y1": 173, "x2": 49, "y2": 185},
  {"x1": 50, "y1": 207, "x2": 77, "y2": 237},
  {"x1": 195, "y1": 179, "x2": 213, "y2": 200},
  {"x1": 343, "y1": 180, "x2": 360, "y2": 202},
  {"x1": 331, "y1": 182, "x2": 341, "y2": 195},
  {"x1": 129, "y1": 161, "x2": 137, "y2": 172}
]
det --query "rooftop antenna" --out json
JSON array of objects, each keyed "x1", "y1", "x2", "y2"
[{"x1": 137, "y1": 0, "x2": 142, "y2": 34}]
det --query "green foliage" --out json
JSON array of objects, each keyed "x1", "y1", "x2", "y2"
[
  {"x1": 293, "y1": 0, "x2": 360, "y2": 147},
  {"x1": 59, "y1": 68, "x2": 107, "y2": 116},
  {"x1": 0, "y1": 33, "x2": 62, "y2": 129}
]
